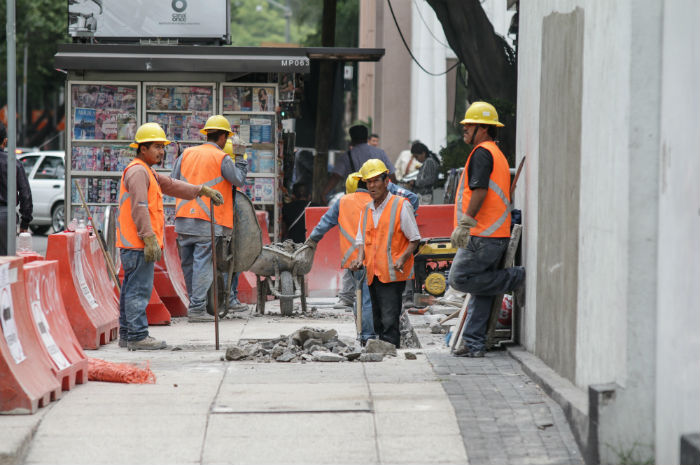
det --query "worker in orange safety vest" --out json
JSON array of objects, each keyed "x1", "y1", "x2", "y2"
[
  {"x1": 116, "y1": 122, "x2": 224, "y2": 350},
  {"x1": 349, "y1": 159, "x2": 421, "y2": 347},
  {"x1": 171, "y1": 115, "x2": 248, "y2": 323},
  {"x1": 449, "y1": 101, "x2": 525, "y2": 358}
]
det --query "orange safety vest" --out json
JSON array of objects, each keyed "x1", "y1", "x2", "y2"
[
  {"x1": 338, "y1": 191, "x2": 371, "y2": 269},
  {"x1": 175, "y1": 143, "x2": 234, "y2": 228},
  {"x1": 116, "y1": 158, "x2": 164, "y2": 249},
  {"x1": 453, "y1": 141, "x2": 511, "y2": 238},
  {"x1": 360, "y1": 195, "x2": 415, "y2": 285}
]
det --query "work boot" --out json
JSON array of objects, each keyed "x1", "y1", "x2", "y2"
[
  {"x1": 453, "y1": 346, "x2": 485, "y2": 358},
  {"x1": 127, "y1": 336, "x2": 167, "y2": 351},
  {"x1": 227, "y1": 299, "x2": 249, "y2": 313},
  {"x1": 333, "y1": 298, "x2": 353, "y2": 309},
  {"x1": 188, "y1": 311, "x2": 216, "y2": 323},
  {"x1": 438, "y1": 288, "x2": 467, "y2": 307}
]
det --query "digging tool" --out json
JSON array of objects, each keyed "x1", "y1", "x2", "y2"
[
  {"x1": 74, "y1": 180, "x2": 121, "y2": 292},
  {"x1": 510, "y1": 156, "x2": 526, "y2": 197},
  {"x1": 210, "y1": 198, "x2": 220, "y2": 350},
  {"x1": 355, "y1": 272, "x2": 363, "y2": 346}
]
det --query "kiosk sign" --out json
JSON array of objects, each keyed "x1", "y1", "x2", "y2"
[{"x1": 68, "y1": 0, "x2": 230, "y2": 42}]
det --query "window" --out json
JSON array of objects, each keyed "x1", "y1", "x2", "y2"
[
  {"x1": 19, "y1": 156, "x2": 40, "y2": 176},
  {"x1": 34, "y1": 157, "x2": 65, "y2": 180}
]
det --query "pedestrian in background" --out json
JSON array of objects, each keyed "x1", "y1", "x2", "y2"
[
  {"x1": 322, "y1": 125, "x2": 396, "y2": 201},
  {"x1": 406, "y1": 141, "x2": 440, "y2": 205},
  {"x1": 351, "y1": 159, "x2": 420, "y2": 347},
  {"x1": 117, "y1": 123, "x2": 223, "y2": 350},
  {"x1": 171, "y1": 115, "x2": 248, "y2": 322},
  {"x1": 368, "y1": 133, "x2": 380, "y2": 147},
  {"x1": 0, "y1": 122, "x2": 33, "y2": 254}
]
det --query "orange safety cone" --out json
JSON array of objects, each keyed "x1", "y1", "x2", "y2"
[
  {"x1": 0, "y1": 257, "x2": 62, "y2": 413},
  {"x1": 22, "y1": 260, "x2": 88, "y2": 392}
]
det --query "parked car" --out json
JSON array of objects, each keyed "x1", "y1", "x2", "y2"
[{"x1": 18, "y1": 151, "x2": 65, "y2": 235}]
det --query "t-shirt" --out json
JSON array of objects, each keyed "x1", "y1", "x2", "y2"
[
  {"x1": 467, "y1": 147, "x2": 493, "y2": 189},
  {"x1": 332, "y1": 143, "x2": 396, "y2": 178}
]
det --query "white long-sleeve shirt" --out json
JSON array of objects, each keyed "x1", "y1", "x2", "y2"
[{"x1": 355, "y1": 192, "x2": 421, "y2": 245}]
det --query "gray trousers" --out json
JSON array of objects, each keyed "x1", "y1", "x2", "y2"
[
  {"x1": 338, "y1": 268, "x2": 355, "y2": 303},
  {"x1": 448, "y1": 236, "x2": 524, "y2": 351}
]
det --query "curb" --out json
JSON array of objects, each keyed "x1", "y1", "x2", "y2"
[
  {"x1": 506, "y1": 345, "x2": 596, "y2": 465},
  {"x1": 0, "y1": 406, "x2": 51, "y2": 465}
]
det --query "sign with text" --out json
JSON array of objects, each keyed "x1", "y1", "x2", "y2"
[{"x1": 68, "y1": 0, "x2": 229, "y2": 41}]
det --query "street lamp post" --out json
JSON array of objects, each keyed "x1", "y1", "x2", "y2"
[{"x1": 264, "y1": 0, "x2": 292, "y2": 43}]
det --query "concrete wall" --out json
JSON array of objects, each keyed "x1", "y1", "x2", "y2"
[
  {"x1": 517, "y1": 0, "x2": 699, "y2": 463},
  {"x1": 655, "y1": 1, "x2": 700, "y2": 463}
]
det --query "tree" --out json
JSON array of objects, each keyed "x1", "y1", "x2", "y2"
[
  {"x1": 427, "y1": 0, "x2": 517, "y2": 164},
  {"x1": 230, "y1": 0, "x2": 316, "y2": 46}
]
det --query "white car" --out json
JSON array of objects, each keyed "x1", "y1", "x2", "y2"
[{"x1": 18, "y1": 151, "x2": 65, "y2": 235}]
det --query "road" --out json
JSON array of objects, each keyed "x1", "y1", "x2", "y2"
[{"x1": 2, "y1": 297, "x2": 583, "y2": 465}]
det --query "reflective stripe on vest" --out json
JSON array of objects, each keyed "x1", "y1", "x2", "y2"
[
  {"x1": 361, "y1": 195, "x2": 415, "y2": 285},
  {"x1": 338, "y1": 191, "x2": 371, "y2": 269},
  {"x1": 176, "y1": 144, "x2": 233, "y2": 228},
  {"x1": 116, "y1": 158, "x2": 164, "y2": 249},
  {"x1": 453, "y1": 141, "x2": 512, "y2": 238}
]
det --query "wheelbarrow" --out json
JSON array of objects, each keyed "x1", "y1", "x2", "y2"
[{"x1": 248, "y1": 241, "x2": 315, "y2": 316}]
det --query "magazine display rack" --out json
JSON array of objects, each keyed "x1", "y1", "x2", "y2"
[
  {"x1": 221, "y1": 83, "x2": 280, "y2": 240},
  {"x1": 66, "y1": 80, "x2": 280, "y2": 240}
]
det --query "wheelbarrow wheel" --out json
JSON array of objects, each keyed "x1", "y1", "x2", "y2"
[
  {"x1": 206, "y1": 274, "x2": 229, "y2": 319},
  {"x1": 279, "y1": 271, "x2": 294, "y2": 316}
]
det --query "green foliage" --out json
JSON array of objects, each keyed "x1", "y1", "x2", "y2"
[
  {"x1": 607, "y1": 441, "x2": 654, "y2": 465},
  {"x1": 0, "y1": 0, "x2": 69, "y2": 107},
  {"x1": 439, "y1": 129, "x2": 472, "y2": 174},
  {"x1": 230, "y1": 0, "x2": 317, "y2": 46},
  {"x1": 292, "y1": 0, "x2": 359, "y2": 47}
]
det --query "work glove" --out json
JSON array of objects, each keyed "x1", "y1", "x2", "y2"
[
  {"x1": 450, "y1": 215, "x2": 478, "y2": 249},
  {"x1": 143, "y1": 234, "x2": 162, "y2": 263},
  {"x1": 304, "y1": 238, "x2": 318, "y2": 250},
  {"x1": 199, "y1": 186, "x2": 224, "y2": 206}
]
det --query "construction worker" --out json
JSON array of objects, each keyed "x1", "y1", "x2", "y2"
[
  {"x1": 117, "y1": 123, "x2": 224, "y2": 350},
  {"x1": 220, "y1": 136, "x2": 249, "y2": 313},
  {"x1": 350, "y1": 159, "x2": 421, "y2": 347},
  {"x1": 171, "y1": 115, "x2": 248, "y2": 322},
  {"x1": 321, "y1": 125, "x2": 397, "y2": 201},
  {"x1": 449, "y1": 101, "x2": 525, "y2": 358}
]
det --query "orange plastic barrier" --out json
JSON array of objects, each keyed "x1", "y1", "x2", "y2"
[
  {"x1": 256, "y1": 210, "x2": 271, "y2": 245},
  {"x1": 0, "y1": 257, "x2": 62, "y2": 413},
  {"x1": 23, "y1": 260, "x2": 88, "y2": 391},
  {"x1": 46, "y1": 231, "x2": 118, "y2": 349},
  {"x1": 303, "y1": 204, "x2": 456, "y2": 297},
  {"x1": 85, "y1": 234, "x2": 119, "y2": 311},
  {"x1": 16, "y1": 250, "x2": 44, "y2": 264},
  {"x1": 145, "y1": 290, "x2": 171, "y2": 325},
  {"x1": 237, "y1": 271, "x2": 257, "y2": 304},
  {"x1": 153, "y1": 225, "x2": 188, "y2": 317}
]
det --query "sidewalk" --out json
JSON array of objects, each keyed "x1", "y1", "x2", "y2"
[{"x1": 2, "y1": 299, "x2": 583, "y2": 464}]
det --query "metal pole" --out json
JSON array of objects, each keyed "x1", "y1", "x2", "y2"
[
  {"x1": 22, "y1": 31, "x2": 27, "y2": 145},
  {"x1": 210, "y1": 199, "x2": 220, "y2": 350},
  {"x1": 285, "y1": 0, "x2": 291, "y2": 43},
  {"x1": 6, "y1": 0, "x2": 17, "y2": 254}
]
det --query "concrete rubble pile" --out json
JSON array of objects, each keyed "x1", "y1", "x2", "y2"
[{"x1": 224, "y1": 327, "x2": 401, "y2": 363}]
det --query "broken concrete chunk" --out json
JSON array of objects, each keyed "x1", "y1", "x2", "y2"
[
  {"x1": 430, "y1": 322, "x2": 447, "y2": 334},
  {"x1": 320, "y1": 329, "x2": 338, "y2": 343},
  {"x1": 359, "y1": 353, "x2": 384, "y2": 362},
  {"x1": 270, "y1": 344, "x2": 285, "y2": 359},
  {"x1": 276, "y1": 351, "x2": 296, "y2": 362},
  {"x1": 404, "y1": 352, "x2": 417, "y2": 360},
  {"x1": 364, "y1": 339, "x2": 397, "y2": 356},
  {"x1": 345, "y1": 351, "x2": 362, "y2": 361},
  {"x1": 313, "y1": 351, "x2": 346, "y2": 362},
  {"x1": 225, "y1": 346, "x2": 248, "y2": 361},
  {"x1": 303, "y1": 338, "x2": 323, "y2": 350}
]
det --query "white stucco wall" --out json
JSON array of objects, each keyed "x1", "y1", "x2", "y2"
[
  {"x1": 655, "y1": 1, "x2": 700, "y2": 463},
  {"x1": 409, "y1": 1, "x2": 448, "y2": 155}
]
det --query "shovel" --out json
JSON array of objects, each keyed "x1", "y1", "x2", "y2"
[{"x1": 354, "y1": 272, "x2": 363, "y2": 348}]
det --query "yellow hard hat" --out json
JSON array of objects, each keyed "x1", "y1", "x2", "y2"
[
  {"x1": 359, "y1": 159, "x2": 389, "y2": 181},
  {"x1": 345, "y1": 172, "x2": 362, "y2": 194},
  {"x1": 129, "y1": 122, "x2": 171, "y2": 148},
  {"x1": 460, "y1": 101, "x2": 504, "y2": 127},
  {"x1": 223, "y1": 135, "x2": 248, "y2": 159},
  {"x1": 199, "y1": 115, "x2": 233, "y2": 135}
]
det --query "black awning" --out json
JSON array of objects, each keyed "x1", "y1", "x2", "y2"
[{"x1": 54, "y1": 44, "x2": 384, "y2": 74}]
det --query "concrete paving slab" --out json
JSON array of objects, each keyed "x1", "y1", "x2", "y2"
[
  {"x1": 0, "y1": 407, "x2": 51, "y2": 465},
  {"x1": 213, "y1": 383, "x2": 371, "y2": 413},
  {"x1": 224, "y1": 361, "x2": 366, "y2": 384},
  {"x1": 374, "y1": 410, "x2": 462, "y2": 436},
  {"x1": 377, "y1": 433, "x2": 469, "y2": 464}
]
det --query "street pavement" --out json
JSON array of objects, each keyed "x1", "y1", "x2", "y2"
[{"x1": 2, "y1": 298, "x2": 583, "y2": 465}]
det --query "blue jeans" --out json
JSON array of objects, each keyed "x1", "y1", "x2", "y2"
[
  {"x1": 119, "y1": 249, "x2": 153, "y2": 342},
  {"x1": 224, "y1": 272, "x2": 240, "y2": 305},
  {"x1": 350, "y1": 268, "x2": 376, "y2": 342},
  {"x1": 449, "y1": 236, "x2": 524, "y2": 351},
  {"x1": 178, "y1": 234, "x2": 214, "y2": 314}
]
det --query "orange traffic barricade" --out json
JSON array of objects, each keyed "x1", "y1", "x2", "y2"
[
  {"x1": 46, "y1": 231, "x2": 118, "y2": 349},
  {"x1": 153, "y1": 225, "x2": 189, "y2": 317},
  {"x1": 0, "y1": 257, "x2": 62, "y2": 413},
  {"x1": 23, "y1": 260, "x2": 88, "y2": 391}
]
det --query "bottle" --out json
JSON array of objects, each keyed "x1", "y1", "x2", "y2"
[
  {"x1": 67, "y1": 218, "x2": 78, "y2": 232},
  {"x1": 77, "y1": 218, "x2": 87, "y2": 232},
  {"x1": 17, "y1": 232, "x2": 33, "y2": 253}
]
